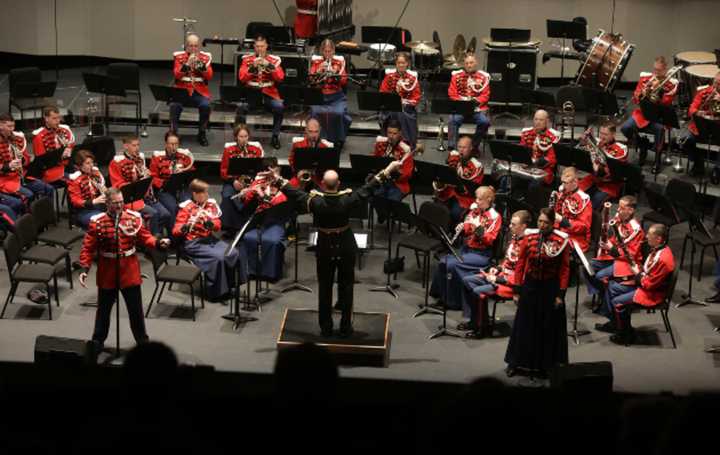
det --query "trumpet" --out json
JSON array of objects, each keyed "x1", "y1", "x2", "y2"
[
  {"x1": 298, "y1": 169, "x2": 313, "y2": 183},
  {"x1": 90, "y1": 172, "x2": 107, "y2": 196},
  {"x1": 185, "y1": 202, "x2": 222, "y2": 234},
  {"x1": 9, "y1": 140, "x2": 25, "y2": 185},
  {"x1": 639, "y1": 65, "x2": 682, "y2": 104},
  {"x1": 253, "y1": 55, "x2": 275, "y2": 73},
  {"x1": 580, "y1": 127, "x2": 607, "y2": 168}
]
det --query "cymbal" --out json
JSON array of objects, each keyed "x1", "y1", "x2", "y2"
[
  {"x1": 406, "y1": 40, "x2": 439, "y2": 50},
  {"x1": 412, "y1": 43, "x2": 440, "y2": 54},
  {"x1": 453, "y1": 34, "x2": 467, "y2": 63}
]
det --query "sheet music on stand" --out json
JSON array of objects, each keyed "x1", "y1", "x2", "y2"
[
  {"x1": 309, "y1": 231, "x2": 368, "y2": 249},
  {"x1": 572, "y1": 240, "x2": 594, "y2": 277}
]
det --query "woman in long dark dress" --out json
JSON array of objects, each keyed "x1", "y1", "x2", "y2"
[{"x1": 505, "y1": 208, "x2": 570, "y2": 378}]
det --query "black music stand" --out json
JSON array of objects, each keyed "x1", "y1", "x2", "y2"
[
  {"x1": 571, "y1": 146, "x2": 595, "y2": 175},
  {"x1": 254, "y1": 25, "x2": 294, "y2": 48},
  {"x1": 424, "y1": 219, "x2": 464, "y2": 340},
  {"x1": 357, "y1": 91, "x2": 402, "y2": 124},
  {"x1": 227, "y1": 156, "x2": 274, "y2": 178},
  {"x1": 76, "y1": 136, "x2": 116, "y2": 168},
  {"x1": 349, "y1": 154, "x2": 393, "y2": 248},
  {"x1": 13, "y1": 81, "x2": 57, "y2": 99},
  {"x1": 639, "y1": 99, "x2": 680, "y2": 176},
  {"x1": 554, "y1": 142, "x2": 575, "y2": 167},
  {"x1": 203, "y1": 37, "x2": 241, "y2": 87},
  {"x1": 695, "y1": 116, "x2": 720, "y2": 193},
  {"x1": 162, "y1": 170, "x2": 195, "y2": 199},
  {"x1": 546, "y1": 20, "x2": 586, "y2": 82},
  {"x1": 490, "y1": 28, "x2": 532, "y2": 120},
  {"x1": 678, "y1": 213, "x2": 712, "y2": 308},
  {"x1": 431, "y1": 99, "x2": 476, "y2": 150},
  {"x1": 488, "y1": 140, "x2": 533, "y2": 197},
  {"x1": 279, "y1": 85, "x2": 324, "y2": 112},
  {"x1": 25, "y1": 148, "x2": 64, "y2": 180},
  {"x1": 220, "y1": 85, "x2": 264, "y2": 111},
  {"x1": 282, "y1": 208, "x2": 313, "y2": 294},
  {"x1": 569, "y1": 240, "x2": 593, "y2": 344},
  {"x1": 369, "y1": 197, "x2": 411, "y2": 299},
  {"x1": 149, "y1": 84, "x2": 193, "y2": 124},
  {"x1": 517, "y1": 88, "x2": 556, "y2": 111},
  {"x1": 294, "y1": 147, "x2": 340, "y2": 173},
  {"x1": 119, "y1": 177, "x2": 152, "y2": 206}
]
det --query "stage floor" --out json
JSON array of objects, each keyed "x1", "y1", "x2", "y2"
[{"x1": 1, "y1": 67, "x2": 720, "y2": 394}]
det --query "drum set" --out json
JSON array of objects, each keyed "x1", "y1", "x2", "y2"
[
  {"x1": 367, "y1": 40, "x2": 443, "y2": 71},
  {"x1": 674, "y1": 51, "x2": 719, "y2": 107}
]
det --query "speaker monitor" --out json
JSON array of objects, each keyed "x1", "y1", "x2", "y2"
[
  {"x1": 34, "y1": 335, "x2": 98, "y2": 367},
  {"x1": 551, "y1": 361, "x2": 613, "y2": 392}
]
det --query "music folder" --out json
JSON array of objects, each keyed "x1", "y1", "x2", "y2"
[
  {"x1": 162, "y1": 170, "x2": 195, "y2": 195},
  {"x1": 294, "y1": 147, "x2": 340, "y2": 173},
  {"x1": 120, "y1": 177, "x2": 153, "y2": 204},
  {"x1": 227, "y1": 157, "x2": 275, "y2": 177},
  {"x1": 26, "y1": 147, "x2": 64, "y2": 179}
]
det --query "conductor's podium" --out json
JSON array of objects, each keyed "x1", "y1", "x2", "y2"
[{"x1": 277, "y1": 308, "x2": 391, "y2": 367}]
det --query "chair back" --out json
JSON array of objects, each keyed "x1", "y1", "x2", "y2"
[
  {"x1": 658, "y1": 267, "x2": 680, "y2": 310},
  {"x1": 666, "y1": 178, "x2": 698, "y2": 219},
  {"x1": 14, "y1": 214, "x2": 39, "y2": 249},
  {"x1": 3, "y1": 233, "x2": 21, "y2": 278},
  {"x1": 30, "y1": 197, "x2": 56, "y2": 231},
  {"x1": 644, "y1": 186, "x2": 681, "y2": 223},
  {"x1": 146, "y1": 248, "x2": 168, "y2": 277},
  {"x1": 9, "y1": 67, "x2": 42, "y2": 96},
  {"x1": 106, "y1": 63, "x2": 140, "y2": 91}
]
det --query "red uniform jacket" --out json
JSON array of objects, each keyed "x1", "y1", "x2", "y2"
[
  {"x1": 634, "y1": 245, "x2": 674, "y2": 307},
  {"x1": 448, "y1": 69, "x2": 491, "y2": 111},
  {"x1": 294, "y1": 0, "x2": 318, "y2": 38},
  {"x1": 380, "y1": 69, "x2": 421, "y2": 106},
  {"x1": 32, "y1": 125, "x2": 74, "y2": 183},
  {"x1": 688, "y1": 85, "x2": 718, "y2": 136},
  {"x1": 149, "y1": 148, "x2": 195, "y2": 190},
  {"x1": 238, "y1": 53, "x2": 285, "y2": 100},
  {"x1": 172, "y1": 198, "x2": 222, "y2": 242},
  {"x1": 238, "y1": 177, "x2": 288, "y2": 212},
  {"x1": 595, "y1": 216, "x2": 645, "y2": 277},
  {"x1": 578, "y1": 141, "x2": 628, "y2": 199},
  {"x1": 520, "y1": 127, "x2": 559, "y2": 185},
  {"x1": 372, "y1": 137, "x2": 413, "y2": 194},
  {"x1": 309, "y1": 55, "x2": 347, "y2": 95},
  {"x1": 173, "y1": 50, "x2": 214, "y2": 99},
  {"x1": 0, "y1": 131, "x2": 30, "y2": 194},
  {"x1": 476, "y1": 234, "x2": 524, "y2": 299},
  {"x1": 109, "y1": 153, "x2": 148, "y2": 211},
  {"x1": 220, "y1": 141, "x2": 265, "y2": 182},
  {"x1": 462, "y1": 204, "x2": 502, "y2": 250},
  {"x1": 554, "y1": 186, "x2": 592, "y2": 252},
  {"x1": 514, "y1": 229, "x2": 571, "y2": 291},
  {"x1": 631, "y1": 72, "x2": 678, "y2": 129},
  {"x1": 78, "y1": 210, "x2": 157, "y2": 289},
  {"x1": 67, "y1": 168, "x2": 105, "y2": 209}
]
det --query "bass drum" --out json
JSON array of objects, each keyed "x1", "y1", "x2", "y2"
[
  {"x1": 675, "y1": 52, "x2": 717, "y2": 106},
  {"x1": 575, "y1": 30, "x2": 635, "y2": 92}
]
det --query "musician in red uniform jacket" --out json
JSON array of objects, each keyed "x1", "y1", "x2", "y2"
[
  {"x1": 605, "y1": 223, "x2": 674, "y2": 345},
  {"x1": 505, "y1": 208, "x2": 570, "y2": 378},
  {"x1": 67, "y1": 150, "x2": 108, "y2": 229},
  {"x1": 578, "y1": 123, "x2": 629, "y2": 209},
  {"x1": 294, "y1": 0, "x2": 318, "y2": 38},
  {"x1": 380, "y1": 53, "x2": 421, "y2": 148},
  {"x1": 149, "y1": 131, "x2": 195, "y2": 219},
  {"x1": 0, "y1": 113, "x2": 54, "y2": 215},
  {"x1": 288, "y1": 118, "x2": 333, "y2": 189},
  {"x1": 584, "y1": 196, "x2": 644, "y2": 317},
  {"x1": 309, "y1": 39, "x2": 352, "y2": 148},
  {"x1": 430, "y1": 186, "x2": 501, "y2": 311},
  {"x1": 170, "y1": 33, "x2": 214, "y2": 146},
  {"x1": 109, "y1": 136, "x2": 172, "y2": 236},
  {"x1": 682, "y1": 71, "x2": 720, "y2": 176},
  {"x1": 461, "y1": 209, "x2": 531, "y2": 338},
  {"x1": 234, "y1": 163, "x2": 289, "y2": 282},
  {"x1": 237, "y1": 35, "x2": 285, "y2": 149},
  {"x1": 519, "y1": 109, "x2": 559, "y2": 186},
  {"x1": 32, "y1": 106, "x2": 75, "y2": 184},
  {"x1": 448, "y1": 54, "x2": 491, "y2": 150},
  {"x1": 78, "y1": 188, "x2": 171, "y2": 350},
  {"x1": 372, "y1": 119, "x2": 413, "y2": 202},
  {"x1": 219, "y1": 124, "x2": 266, "y2": 232},
  {"x1": 553, "y1": 167, "x2": 592, "y2": 252},
  {"x1": 620, "y1": 56, "x2": 678, "y2": 167},
  {"x1": 434, "y1": 136, "x2": 484, "y2": 223},
  {"x1": 173, "y1": 179, "x2": 243, "y2": 301}
]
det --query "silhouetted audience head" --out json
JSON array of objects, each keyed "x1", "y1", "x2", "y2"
[
  {"x1": 274, "y1": 343, "x2": 338, "y2": 404},
  {"x1": 124, "y1": 341, "x2": 178, "y2": 388}
]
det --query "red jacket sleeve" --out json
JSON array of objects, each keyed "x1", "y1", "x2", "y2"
[
  {"x1": 559, "y1": 243, "x2": 571, "y2": 290},
  {"x1": 477, "y1": 80, "x2": 490, "y2": 107},
  {"x1": 68, "y1": 178, "x2": 88, "y2": 209},
  {"x1": 396, "y1": 155, "x2": 413, "y2": 186},
  {"x1": 380, "y1": 74, "x2": 392, "y2": 93},
  {"x1": 32, "y1": 133, "x2": 47, "y2": 157},
  {"x1": 631, "y1": 79, "x2": 645, "y2": 105},
  {"x1": 288, "y1": 144, "x2": 297, "y2": 171},
  {"x1": 172, "y1": 205, "x2": 189, "y2": 238},
  {"x1": 136, "y1": 223, "x2": 158, "y2": 249},
  {"x1": 512, "y1": 237, "x2": 529, "y2": 293},
  {"x1": 238, "y1": 58, "x2": 252, "y2": 84},
  {"x1": 689, "y1": 89, "x2": 706, "y2": 118},
  {"x1": 564, "y1": 203, "x2": 592, "y2": 239},
  {"x1": 448, "y1": 75, "x2": 459, "y2": 101},
  {"x1": 372, "y1": 142, "x2": 384, "y2": 157},
  {"x1": 149, "y1": 156, "x2": 165, "y2": 189},
  {"x1": 640, "y1": 257, "x2": 672, "y2": 292},
  {"x1": 271, "y1": 63, "x2": 285, "y2": 83},
  {"x1": 173, "y1": 56, "x2": 186, "y2": 81},
  {"x1": 78, "y1": 221, "x2": 99, "y2": 271},
  {"x1": 338, "y1": 61, "x2": 348, "y2": 87},
  {"x1": 220, "y1": 148, "x2": 232, "y2": 181},
  {"x1": 108, "y1": 160, "x2": 129, "y2": 188},
  {"x1": 201, "y1": 61, "x2": 213, "y2": 82},
  {"x1": 545, "y1": 147, "x2": 557, "y2": 169}
]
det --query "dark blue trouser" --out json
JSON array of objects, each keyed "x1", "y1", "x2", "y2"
[{"x1": 169, "y1": 91, "x2": 211, "y2": 132}]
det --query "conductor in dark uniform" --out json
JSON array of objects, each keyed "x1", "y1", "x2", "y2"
[{"x1": 265, "y1": 160, "x2": 402, "y2": 337}]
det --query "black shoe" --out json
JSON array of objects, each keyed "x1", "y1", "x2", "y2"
[
  {"x1": 197, "y1": 131, "x2": 209, "y2": 147},
  {"x1": 456, "y1": 321, "x2": 474, "y2": 331},
  {"x1": 465, "y1": 330, "x2": 485, "y2": 340},
  {"x1": 705, "y1": 293, "x2": 720, "y2": 304},
  {"x1": 320, "y1": 327, "x2": 333, "y2": 337},
  {"x1": 339, "y1": 326, "x2": 354, "y2": 338},
  {"x1": 271, "y1": 135, "x2": 281, "y2": 150},
  {"x1": 610, "y1": 329, "x2": 636, "y2": 346},
  {"x1": 595, "y1": 321, "x2": 617, "y2": 333}
]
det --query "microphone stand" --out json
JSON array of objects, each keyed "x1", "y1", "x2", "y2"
[
  {"x1": 113, "y1": 213, "x2": 122, "y2": 358},
  {"x1": 223, "y1": 213, "x2": 259, "y2": 328}
]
